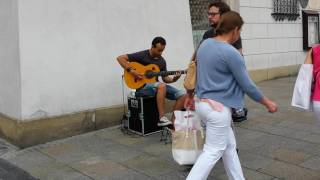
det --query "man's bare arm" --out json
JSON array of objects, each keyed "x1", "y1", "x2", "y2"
[
  {"x1": 117, "y1": 54, "x2": 131, "y2": 70},
  {"x1": 116, "y1": 54, "x2": 143, "y2": 79}
]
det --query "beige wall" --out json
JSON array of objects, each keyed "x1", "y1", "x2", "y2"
[{"x1": 307, "y1": 0, "x2": 320, "y2": 10}]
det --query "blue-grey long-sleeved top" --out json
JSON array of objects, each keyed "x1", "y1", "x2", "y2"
[{"x1": 196, "y1": 38, "x2": 263, "y2": 108}]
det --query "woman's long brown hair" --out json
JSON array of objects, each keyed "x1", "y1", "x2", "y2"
[{"x1": 216, "y1": 11, "x2": 244, "y2": 35}]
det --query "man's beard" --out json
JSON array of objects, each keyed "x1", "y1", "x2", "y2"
[{"x1": 211, "y1": 24, "x2": 217, "y2": 28}]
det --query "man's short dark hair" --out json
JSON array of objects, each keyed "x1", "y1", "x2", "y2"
[
  {"x1": 209, "y1": 1, "x2": 231, "y2": 15},
  {"x1": 152, "y1": 36, "x2": 166, "y2": 47}
]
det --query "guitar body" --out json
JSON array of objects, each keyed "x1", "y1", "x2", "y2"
[{"x1": 124, "y1": 62, "x2": 160, "y2": 89}]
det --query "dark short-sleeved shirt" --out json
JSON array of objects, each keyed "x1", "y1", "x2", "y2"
[
  {"x1": 202, "y1": 28, "x2": 242, "y2": 50},
  {"x1": 127, "y1": 50, "x2": 167, "y2": 71}
]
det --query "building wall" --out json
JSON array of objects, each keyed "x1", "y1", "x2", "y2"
[
  {"x1": 225, "y1": 0, "x2": 240, "y2": 12},
  {"x1": 17, "y1": 0, "x2": 194, "y2": 120},
  {"x1": 0, "y1": 0, "x2": 21, "y2": 119},
  {"x1": 240, "y1": 0, "x2": 306, "y2": 71},
  {"x1": 307, "y1": 0, "x2": 320, "y2": 10}
]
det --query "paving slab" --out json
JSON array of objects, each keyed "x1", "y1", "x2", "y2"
[
  {"x1": 71, "y1": 157, "x2": 151, "y2": 180},
  {"x1": 258, "y1": 160, "x2": 320, "y2": 180},
  {"x1": 300, "y1": 156, "x2": 320, "y2": 171},
  {"x1": 239, "y1": 152, "x2": 275, "y2": 170},
  {"x1": 271, "y1": 148, "x2": 311, "y2": 165},
  {"x1": 7, "y1": 149, "x2": 56, "y2": 172},
  {"x1": 123, "y1": 154, "x2": 176, "y2": 177},
  {"x1": 39, "y1": 142, "x2": 93, "y2": 164},
  {"x1": 216, "y1": 167, "x2": 275, "y2": 180},
  {"x1": 0, "y1": 158, "x2": 36, "y2": 180}
]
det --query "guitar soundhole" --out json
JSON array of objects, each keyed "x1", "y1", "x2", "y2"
[
  {"x1": 145, "y1": 70, "x2": 153, "y2": 79},
  {"x1": 152, "y1": 67, "x2": 155, "y2": 70}
]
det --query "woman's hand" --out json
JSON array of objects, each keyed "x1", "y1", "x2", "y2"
[
  {"x1": 260, "y1": 97, "x2": 278, "y2": 113},
  {"x1": 184, "y1": 94, "x2": 195, "y2": 110},
  {"x1": 265, "y1": 100, "x2": 277, "y2": 113}
]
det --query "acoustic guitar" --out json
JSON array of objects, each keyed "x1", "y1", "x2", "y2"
[{"x1": 124, "y1": 62, "x2": 187, "y2": 89}]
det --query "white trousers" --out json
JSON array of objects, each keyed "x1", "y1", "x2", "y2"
[{"x1": 186, "y1": 102, "x2": 245, "y2": 180}]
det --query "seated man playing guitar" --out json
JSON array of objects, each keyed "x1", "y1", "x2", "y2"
[{"x1": 117, "y1": 36, "x2": 187, "y2": 127}]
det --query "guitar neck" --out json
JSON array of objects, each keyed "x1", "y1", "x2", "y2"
[{"x1": 156, "y1": 70, "x2": 187, "y2": 77}]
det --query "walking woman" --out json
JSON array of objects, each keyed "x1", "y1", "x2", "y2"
[
  {"x1": 184, "y1": 11, "x2": 278, "y2": 180},
  {"x1": 306, "y1": 44, "x2": 320, "y2": 120}
]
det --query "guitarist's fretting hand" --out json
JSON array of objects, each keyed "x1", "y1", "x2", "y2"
[{"x1": 172, "y1": 72, "x2": 181, "y2": 82}]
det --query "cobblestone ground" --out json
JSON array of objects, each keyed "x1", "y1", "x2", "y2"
[{"x1": 2, "y1": 77, "x2": 320, "y2": 180}]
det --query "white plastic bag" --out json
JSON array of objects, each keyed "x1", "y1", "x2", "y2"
[
  {"x1": 172, "y1": 110, "x2": 204, "y2": 165},
  {"x1": 173, "y1": 110, "x2": 202, "y2": 131},
  {"x1": 291, "y1": 64, "x2": 313, "y2": 111}
]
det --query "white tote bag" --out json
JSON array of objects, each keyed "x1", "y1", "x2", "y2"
[
  {"x1": 172, "y1": 110, "x2": 205, "y2": 165},
  {"x1": 291, "y1": 64, "x2": 313, "y2": 111}
]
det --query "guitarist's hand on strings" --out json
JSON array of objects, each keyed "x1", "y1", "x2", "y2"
[{"x1": 130, "y1": 69, "x2": 143, "y2": 80}]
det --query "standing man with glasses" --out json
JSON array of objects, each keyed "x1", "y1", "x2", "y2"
[
  {"x1": 203, "y1": 1, "x2": 242, "y2": 54},
  {"x1": 202, "y1": 1, "x2": 248, "y2": 123}
]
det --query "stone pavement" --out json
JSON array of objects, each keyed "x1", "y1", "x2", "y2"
[
  {"x1": 0, "y1": 158, "x2": 37, "y2": 180},
  {"x1": 0, "y1": 139, "x2": 36, "y2": 179},
  {"x1": 2, "y1": 76, "x2": 320, "y2": 180}
]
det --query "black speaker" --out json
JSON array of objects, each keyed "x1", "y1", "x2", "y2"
[
  {"x1": 127, "y1": 96, "x2": 161, "y2": 135},
  {"x1": 232, "y1": 107, "x2": 248, "y2": 122}
]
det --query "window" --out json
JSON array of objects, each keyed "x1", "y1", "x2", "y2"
[
  {"x1": 189, "y1": 0, "x2": 210, "y2": 31},
  {"x1": 189, "y1": 0, "x2": 210, "y2": 48},
  {"x1": 302, "y1": 10, "x2": 320, "y2": 50}
]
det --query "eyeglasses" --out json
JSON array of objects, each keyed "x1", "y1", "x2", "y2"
[{"x1": 207, "y1": 12, "x2": 220, "y2": 17}]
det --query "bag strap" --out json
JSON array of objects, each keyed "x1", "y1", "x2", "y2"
[
  {"x1": 190, "y1": 39, "x2": 205, "y2": 63},
  {"x1": 190, "y1": 52, "x2": 197, "y2": 63},
  {"x1": 186, "y1": 40, "x2": 205, "y2": 95},
  {"x1": 185, "y1": 109, "x2": 191, "y2": 138}
]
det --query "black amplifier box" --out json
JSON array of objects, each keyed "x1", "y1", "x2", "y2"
[{"x1": 127, "y1": 96, "x2": 161, "y2": 135}]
